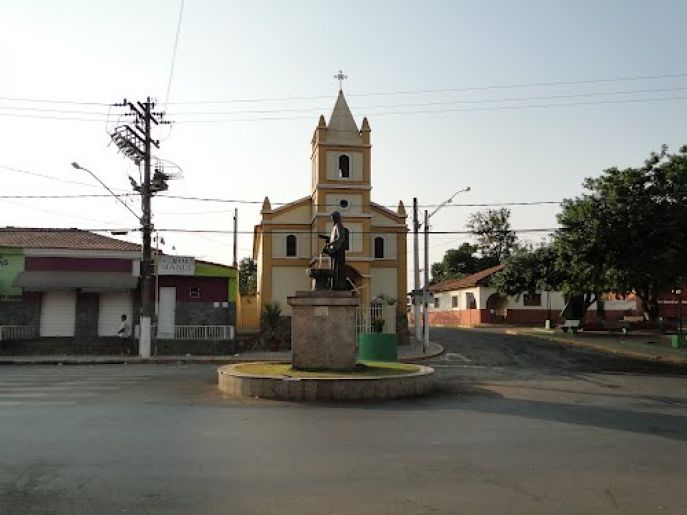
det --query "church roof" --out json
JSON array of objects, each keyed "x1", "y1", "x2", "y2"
[{"x1": 327, "y1": 90, "x2": 361, "y2": 144}]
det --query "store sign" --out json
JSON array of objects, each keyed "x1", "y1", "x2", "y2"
[
  {"x1": 0, "y1": 252, "x2": 24, "y2": 301},
  {"x1": 157, "y1": 256, "x2": 195, "y2": 276}
]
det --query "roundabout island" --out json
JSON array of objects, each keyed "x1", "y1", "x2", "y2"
[{"x1": 217, "y1": 360, "x2": 435, "y2": 402}]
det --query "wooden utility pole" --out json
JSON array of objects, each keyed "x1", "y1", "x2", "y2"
[
  {"x1": 413, "y1": 197, "x2": 421, "y2": 343},
  {"x1": 233, "y1": 208, "x2": 238, "y2": 268},
  {"x1": 110, "y1": 97, "x2": 166, "y2": 358}
]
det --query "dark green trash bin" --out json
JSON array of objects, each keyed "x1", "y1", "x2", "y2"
[
  {"x1": 357, "y1": 333, "x2": 398, "y2": 362},
  {"x1": 671, "y1": 334, "x2": 687, "y2": 349}
]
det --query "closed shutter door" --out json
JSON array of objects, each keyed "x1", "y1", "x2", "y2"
[
  {"x1": 40, "y1": 292, "x2": 77, "y2": 337},
  {"x1": 98, "y1": 292, "x2": 134, "y2": 337}
]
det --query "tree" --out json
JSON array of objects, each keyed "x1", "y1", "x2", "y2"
[
  {"x1": 430, "y1": 243, "x2": 499, "y2": 284},
  {"x1": 466, "y1": 208, "x2": 518, "y2": 261},
  {"x1": 238, "y1": 257, "x2": 257, "y2": 295},
  {"x1": 491, "y1": 244, "x2": 563, "y2": 297},
  {"x1": 556, "y1": 145, "x2": 687, "y2": 320}
]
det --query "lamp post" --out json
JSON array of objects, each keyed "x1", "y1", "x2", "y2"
[
  {"x1": 421, "y1": 187, "x2": 471, "y2": 351},
  {"x1": 71, "y1": 162, "x2": 149, "y2": 357}
]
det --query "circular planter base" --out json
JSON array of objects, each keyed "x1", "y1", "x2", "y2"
[{"x1": 217, "y1": 361, "x2": 435, "y2": 402}]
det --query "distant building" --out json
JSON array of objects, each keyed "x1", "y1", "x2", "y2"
[
  {"x1": 0, "y1": 228, "x2": 237, "y2": 343},
  {"x1": 252, "y1": 90, "x2": 408, "y2": 316},
  {"x1": 427, "y1": 265, "x2": 640, "y2": 327}
]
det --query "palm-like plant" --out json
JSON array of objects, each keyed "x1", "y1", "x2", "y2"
[{"x1": 261, "y1": 302, "x2": 282, "y2": 350}]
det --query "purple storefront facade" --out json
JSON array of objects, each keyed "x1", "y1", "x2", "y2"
[{"x1": 0, "y1": 229, "x2": 237, "y2": 350}]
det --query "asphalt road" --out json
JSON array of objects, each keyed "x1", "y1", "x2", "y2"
[{"x1": 1, "y1": 328, "x2": 686, "y2": 515}]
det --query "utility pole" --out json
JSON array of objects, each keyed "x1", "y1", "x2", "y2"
[
  {"x1": 423, "y1": 209, "x2": 430, "y2": 351},
  {"x1": 110, "y1": 97, "x2": 167, "y2": 359},
  {"x1": 233, "y1": 208, "x2": 238, "y2": 268},
  {"x1": 413, "y1": 198, "x2": 421, "y2": 343}
]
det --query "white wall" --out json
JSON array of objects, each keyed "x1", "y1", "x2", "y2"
[
  {"x1": 370, "y1": 267, "x2": 397, "y2": 302},
  {"x1": 271, "y1": 266, "x2": 311, "y2": 315},
  {"x1": 431, "y1": 287, "x2": 481, "y2": 311},
  {"x1": 479, "y1": 287, "x2": 567, "y2": 310}
]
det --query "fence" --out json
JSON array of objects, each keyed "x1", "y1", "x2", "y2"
[
  {"x1": 0, "y1": 326, "x2": 38, "y2": 341},
  {"x1": 356, "y1": 304, "x2": 396, "y2": 335},
  {"x1": 174, "y1": 325, "x2": 234, "y2": 340},
  {"x1": 237, "y1": 294, "x2": 261, "y2": 334},
  {"x1": 139, "y1": 325, "x2": 235, "y2": 340}
]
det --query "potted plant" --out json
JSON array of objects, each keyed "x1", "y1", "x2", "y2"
[{"x1": 358, "y1": 298, "x2": 398, "y2": 362}]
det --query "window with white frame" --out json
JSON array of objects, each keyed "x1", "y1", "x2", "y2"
[{"x1": 452, "y1": 295, "x2": 458, "y2": 308}]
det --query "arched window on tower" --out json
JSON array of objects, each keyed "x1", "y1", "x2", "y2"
[
  {"x1": 286, "y1": 234, "x2": 297, "y2": 257},
  {"x1": 338, "y1": 155, "x2": 350, "y2": 178},
  {"x1": 374, "y1": 236, "x2": 385, "y2": 259}
]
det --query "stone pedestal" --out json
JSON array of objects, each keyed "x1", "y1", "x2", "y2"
[{"x1": 288, "y1": 291, "x2": 359, "y2": 371}]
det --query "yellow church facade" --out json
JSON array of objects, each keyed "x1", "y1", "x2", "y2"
[{"x1": 252, "y1": 90, "x2": 408, "y2": 317}]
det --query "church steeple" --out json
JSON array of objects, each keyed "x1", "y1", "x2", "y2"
[{"x1": 327, "y1": 90, "x2": 361, "y2": 145}]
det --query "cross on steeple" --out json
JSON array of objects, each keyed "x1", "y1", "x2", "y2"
[{"x1": 334, "y1": 69, "x2": 348, "y2": 91}]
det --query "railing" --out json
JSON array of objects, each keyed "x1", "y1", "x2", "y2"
[
  {"x1": 0, "y1": 326, "x2": 38, "y2": 341},
  {"x1": 356, "y1": 304, "x2": 396, "y2": 335},
  {"x1": 173, "y1": 325, "x2": 235, "y2": 340},
  {"x1": 140, "y1": 325, "x2": 235, "y2": 340}
]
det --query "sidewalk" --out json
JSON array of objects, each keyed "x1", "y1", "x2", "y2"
[
  {"x1": 0, "y1": 340, "x2": 444, "y2": 365},
  {"x1": 503, "y1": 327, "x2": 687, "y2": 367}
]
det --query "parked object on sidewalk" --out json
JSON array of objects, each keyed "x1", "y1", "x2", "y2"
[
  {"x1": 560, "y1": 320, "x2": 581, "y2": 334},
  {"x1": 358, "y1": 333, "x2": 398, "y2": 362},
  {"x1": 671, "y1": 334, "x2": 687, "y2": 349}
]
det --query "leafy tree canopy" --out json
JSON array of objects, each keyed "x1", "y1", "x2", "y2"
[
  {"x1": 466, "y1": 208, "x2": 519, "y2": 261},
  {"x1": 239, "y1": 257, "x2": 257, "y2": 295},
  {"x1": 430, "y1": 243, "x2": 498, "y2": 284}
]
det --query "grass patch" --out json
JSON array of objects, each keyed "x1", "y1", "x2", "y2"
[{"x1": 234, "y1": 361, "x2": 420, "y2": 378}]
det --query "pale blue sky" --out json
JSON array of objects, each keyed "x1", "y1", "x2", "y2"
[{"x1": 1, "y1": 0, "x2": 686, "y2": 276}]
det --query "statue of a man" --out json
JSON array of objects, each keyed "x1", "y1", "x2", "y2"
[{"x1": 322, "y1": 211, "x2": 348, "y2": 290}]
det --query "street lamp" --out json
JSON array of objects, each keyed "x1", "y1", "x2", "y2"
[
  {"x1": 71, "y1": 162, "x2": 140, "y2": 222},
  {"x1": 72, "y1": 162, "x2": 150, "y2": 357},
  {"x1": 421, "y1": 187, "x2": 471, "y2": 351}
]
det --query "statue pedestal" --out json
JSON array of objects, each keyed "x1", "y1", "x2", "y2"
[{"x1": 287, "y1": 291, "x2": 359, "y2": 371}]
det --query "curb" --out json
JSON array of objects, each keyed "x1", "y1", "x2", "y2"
[
  {"x1": 400, "y1": 342, "x2": 445, "y2": 362},
  {"x1": 0, "y1": 345, "x2": 446, "y2": 366},
  {"x1": 505, "y1": 329, "x2": 687, "y2": 368}
]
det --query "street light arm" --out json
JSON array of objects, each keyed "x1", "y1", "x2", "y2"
[
  {"x1": 421, "y1": 186, "x2": 471, "y2": 227},
  {"x1": 71, "y1": 162, "x2": 141, "y2": 222}
]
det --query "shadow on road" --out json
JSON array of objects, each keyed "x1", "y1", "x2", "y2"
[{"x1": 449, "y1": 396, "x2": 687, "y2": 441}]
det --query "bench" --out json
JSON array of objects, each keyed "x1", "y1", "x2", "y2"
[
  {"x1": 560, "y1": 320, "x2": 581, "y2": 334},
  {"x1": 602, "y1": 320, "x2": 631, "y2": 335}
]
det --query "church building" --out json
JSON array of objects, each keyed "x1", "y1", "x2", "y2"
[{"x1": 252, "y1": 89, "x2": 408, "y2": 315}]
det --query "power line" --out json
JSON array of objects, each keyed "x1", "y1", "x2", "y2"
[
  {"x1": 2, "y1": 70, "x2": 686, "y2": 109},
  {"x1": 1, "y1": 93, "x2": 685, "y2": 123},
  {"x1": 165, "y1": 71, "x2": 687, "y2": 105},
  {"x1": 0, "y1": 164, "x2": 115, "y2": 189},
  {"x1": 172, "y1": 95, "x2": 687, "y2": 123},
  {"x1": 168, "y1": 85, "x2": 687, "y2": 116},
  {"x1": 164, "y1": 0, "x2": 185, "y2": 109},
  {"x1": 0, "y1": 226, "x2": 561, "y2": 235}
]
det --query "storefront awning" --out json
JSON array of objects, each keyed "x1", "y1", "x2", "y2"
[{"x1": 13, "y1": 271, "x2": 138, "y2": 292}]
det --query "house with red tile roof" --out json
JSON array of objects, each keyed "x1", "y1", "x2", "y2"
[
  {"x1": 425, "y1": 265, "x2": 639, "y2": 327},
  {"x1": 0, "y1": 228, "x2": 237, "y2": 352}
]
